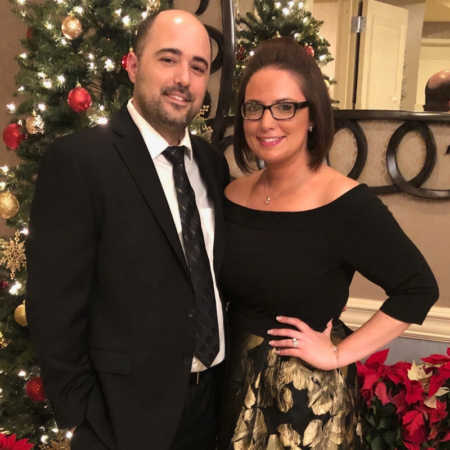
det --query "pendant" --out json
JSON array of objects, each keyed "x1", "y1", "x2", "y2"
[{"x1": 264, "y1": 195, "x2": 271, "y2": 205}]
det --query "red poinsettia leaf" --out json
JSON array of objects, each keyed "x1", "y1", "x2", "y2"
[
  {"x1": 405, "y1": 381, "x2": 424, "y2": 405},
  {"x1": 441, "y1": 431, "x2": 450, "y2": 442},
  {"x1": 0, "y1": 433, "x2": 34, "y2": 449},
  {"x1": 404, "y1": 442, "x2": 420, "y2": 450},
  {"x1": 421, "y1": 353, "x2": 450, "y2": 365},
  {"x1": 374, "y1": 381, "x2": 391, "y2": 405},
  {"x1": 428, "y1": 373, "x2": 445, "y2": 397},
  {"x1": 392, "y1": 391, "x2": 407, "y2": 414},
  {"x1": 429, "y1": 399, "x2": 448, "y2": 424},
  {"x1": 361, "y1": 372, "x2": 380, "y2": 391},
  {"x1": 403, "y1": 410, "x2": 427, "y2": 445},
  {"x1": 366, "y1": 348, "x2": 389, "y2": 367}
]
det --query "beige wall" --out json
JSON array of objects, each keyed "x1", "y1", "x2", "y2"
[{"x1": 1, "y1": 1, "x2": 449, "y2": 311}]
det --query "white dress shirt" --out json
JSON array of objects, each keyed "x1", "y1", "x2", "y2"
[{"x1": 127, "y1": 99, "x2": 225, "y2": 371}]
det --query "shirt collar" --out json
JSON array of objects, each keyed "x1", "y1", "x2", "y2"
[{"x1": 127, "y1": 98, "x2": 193, "y2": 160}]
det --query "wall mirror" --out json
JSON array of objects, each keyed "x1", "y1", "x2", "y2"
[{"x1": 312, "y1": 0, "x2": 450, "y2": 112}]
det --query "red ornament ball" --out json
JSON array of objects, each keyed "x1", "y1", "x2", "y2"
[
  {"x1": 0, "y1": 280, "x2": 9, "y2": 289},
  {"x1": 67, "y1": 86, "x2": 92, "y2": 113},
  {"x1": 121, "y1": 53, "x2": 131, "y2": 70},
  {"x1": 26, "y1": 376, "x2": 46, "y2": 402},
  {"x1": 305, "y1": 45, "x2": 315, "y2": 57},
  {"x1": 26, "y1": 27, "x2": 33, "y2": 40},
  {"x1": 2, "y1": 124, "x2": 25, "y2": 150},
  {"x1": 236, "y1": 45, "x2": 246, "y2": 61}
]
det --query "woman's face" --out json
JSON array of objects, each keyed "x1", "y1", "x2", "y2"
[{"x1": 243, "y1": 67, "x2": 311, "y2": 168}]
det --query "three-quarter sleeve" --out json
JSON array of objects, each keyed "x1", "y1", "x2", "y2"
[{"x1": 342, "y1": 190, "x2": 439, "y2": 324}]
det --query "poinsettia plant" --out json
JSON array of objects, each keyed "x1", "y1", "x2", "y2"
[
  {"x1": 0, "y1": 433, "x2": 33, "y2": 449},
  {"x1": 357, "y1": 347, "x2": 450, "y2": 449}
]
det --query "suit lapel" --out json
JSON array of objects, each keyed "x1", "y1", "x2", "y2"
[
  {"x1": 192, "y1": 139, "x2": 226, "y2": 275},
  {"x1": 110, "y1": 108, "x2": 188, "y2": 273}
]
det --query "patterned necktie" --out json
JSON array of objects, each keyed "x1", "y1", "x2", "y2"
[{"x1": 163, "y1": 146, "x2": 219, "y2": 367}]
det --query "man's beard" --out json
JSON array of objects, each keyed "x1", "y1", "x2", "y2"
[{"x1": 136, "y1": 86, "x2": 197, "y2": 136}]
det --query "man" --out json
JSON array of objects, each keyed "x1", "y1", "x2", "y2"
[
  {"x1": 424, "y1": 70, "x2": 450, "y2": 112},
  {"x1": 27, "y1": 9, "x2": 229, "y2": 450}
]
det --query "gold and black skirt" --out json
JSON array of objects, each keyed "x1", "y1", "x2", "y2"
[{"x1": 219, "y1": 321, "x2": 363, "y2": 450}]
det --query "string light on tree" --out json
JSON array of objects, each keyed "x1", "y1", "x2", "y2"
[
  {"x1": 9, "y1": 281, "x2": 23, "y2": 295},
  {"x1": 104, "y1": 58, "x2": 115, "y2": 71},
  {"x1": 38, "y1": 103, "x2": 47, "y2": 111},
  {"x1": 6, "y1": 103, "x2": 16, "y2": 113},
  {"x1": 19, "y1": 52, "x2": 28, "y2": 59},
  {"x1": 122, "y1": 15, "x2": 131, "y2": 27}
]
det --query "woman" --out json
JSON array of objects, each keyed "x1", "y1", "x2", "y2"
[{"x1": 219, "y1": 37, "x2": 439, "y2": 449}]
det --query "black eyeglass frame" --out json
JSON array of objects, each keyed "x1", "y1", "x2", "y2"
[{"x1": 241, "y1": 101, "x2": 310, "y2": 121}]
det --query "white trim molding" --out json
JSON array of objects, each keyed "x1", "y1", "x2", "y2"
[{"x1": 341, "y1": 297, "x2": 450, "y2": 343}]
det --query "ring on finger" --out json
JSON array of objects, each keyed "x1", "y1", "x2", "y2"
[{"x1": 291, "y1": 337, "x2": 298, "y2": 348}]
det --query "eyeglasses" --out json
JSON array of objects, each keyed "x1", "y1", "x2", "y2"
[{"x1": 241, "y1": 101, "x2": 310, "y2": 121}]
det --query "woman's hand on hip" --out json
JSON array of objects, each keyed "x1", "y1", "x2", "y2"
[{"x1": 267, "y1": 316, "x2": 339, "y2": 370}]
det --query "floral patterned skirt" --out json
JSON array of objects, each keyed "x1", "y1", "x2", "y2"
[{"x1": 218, "y1": 321, "x2": 363, "y2": 450}]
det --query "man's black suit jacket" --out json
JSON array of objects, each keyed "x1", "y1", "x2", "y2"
[{"x1": 27, "y1": 107, "x2": 230, "y2": 450}]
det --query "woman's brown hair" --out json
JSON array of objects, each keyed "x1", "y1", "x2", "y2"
[{"x1": 234, "y1": 37, "x2": 334, "y2": 172}]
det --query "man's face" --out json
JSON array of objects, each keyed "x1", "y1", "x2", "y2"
[{"x1": 127, "y1": 12, "x2": 211, "y2": 143}]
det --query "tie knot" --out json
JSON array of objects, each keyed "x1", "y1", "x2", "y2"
[{"x1": 164, "y1": 146, "x2": 186, "y2": 167}]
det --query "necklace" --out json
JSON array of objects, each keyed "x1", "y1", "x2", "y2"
[{"x1": 262, "y1": 171, "x2": 272, "y2": 205}]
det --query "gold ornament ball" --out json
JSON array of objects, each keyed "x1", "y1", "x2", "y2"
[
  {"x1": 0, "y1": 191, "x2": 20, "y2": 220},
  {"x1": 14, "y1": 302, "x2": 27, "y2": 327},
  {"x1": 149, "y1": 0, "x2": 161, "y2": 11},
  {"x1": 61, "y1": 16, "x2": 83, "y2": 40},
  {"x1": 25, "y1": 115, "x2": 44, "y2": 135}
]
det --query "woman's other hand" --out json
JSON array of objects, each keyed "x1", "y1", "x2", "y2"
[{"x1": 267, "y1": 316, "x2": 339, "y2": 370}]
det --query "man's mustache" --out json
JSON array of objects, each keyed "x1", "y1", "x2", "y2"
[{"x1": 162, "y1": 86, "x2": 193, "y2": 102}]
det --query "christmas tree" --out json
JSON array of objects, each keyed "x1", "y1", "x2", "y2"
[
  {"x1": 0, "y1": 0, "x2": 173, "y2": 447},
  {"x1": 234, "y1": 0, "x2": 334, "y2": 102}
]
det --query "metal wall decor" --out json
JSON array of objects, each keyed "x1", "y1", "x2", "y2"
[
  {"x1": 189, "y1": 0, "x2": 235, "y2": 144},
  {"x1": 334, "y1": 111, "x2": 450, "y2": 200}
]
